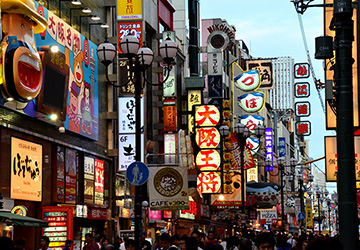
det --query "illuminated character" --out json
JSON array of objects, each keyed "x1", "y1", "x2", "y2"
[
  {"x1": 67, "y1": 81, "x2": 80, "y2": 133},
  {"x1": 0, "y1": 0, "x2": 47, "y2": 109},
  {"x1": 80, "y1": 81, "x2": 94, "y2": 135}
]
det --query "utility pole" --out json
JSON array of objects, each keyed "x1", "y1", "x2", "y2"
[{"x1": 333, "y1": 0, "x2": 358, "y2": 248}]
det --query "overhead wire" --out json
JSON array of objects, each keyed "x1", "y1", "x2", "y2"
[{"x1": 297, "y1": 13, "x2": 326, "y2": 113}]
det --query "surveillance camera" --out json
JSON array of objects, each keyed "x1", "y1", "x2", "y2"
[
  {"x1": 58, "y1": 126, "x2": 65, "y2": 133},
  {"x1": 142, "y1": 200, "x2": 149, "y2": 207}
]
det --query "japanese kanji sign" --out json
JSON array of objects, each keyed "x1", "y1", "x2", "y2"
[
  {"x1": 279, "y1": 137, "x2": 286, "y2": 157},
  {"x1": 294, "y1": 82, "x2": 310, "y2": 98},
  {"x1": 164, "y1": 99, "x2": 176, "y2": 132},
  {"x1": 294, "y1": 63, "x2": 310, "y2": 78},
  {"x1": 118, "y1": 21, "x2": 143, "y2": 53},
  {"x1": 117, "y1": 0, "x2": 142, "y2": 20},
  {"x1": 296, "y1": 121, "x2": 311, "y2": 136},
  {"x1": 11, "y1": 137, "x2": 43, "y2": 202},
  {"x1": 118, "y1": 97, "x2": 144, "y2": 133},
  {"x1": 295, "y1": 101, "x2": 311, "y2": 117},
  {"x1": 197, "y1": 171, "x2": 221, "y2": 194},
  {"x1": 208, "y1": 75, "x2": 223, "y2": 98},
  {"x1": 195, "y1": 105, "x2": 220, "y2": 127},
  {"x1": 195, "y1": 149, "x2": 221, "y2": 171},
  {"x1": 195, "y1": 127, "x2": 221, "y2": 149},
  {"x1": 234, "y1": 69, "x2": 261, "y2": 91},
  {"x1": 238, "y1": 92, "x2": 265, "y2": 113},
  {"x1": 247, "y1": 60, "x2": 273, "y2": 89},
  {"x1": 265, "y1": 128, "x2": 273, "y2": 171},
  {"x1": 325, "y1": 136, "x2": 360, "y2": 182},
  {"x1": 239, "y1": 115, "x2": 265, "y2": 134},
  {"x1": 118, "y1": 134, "x2": 144, "y2": 171}
]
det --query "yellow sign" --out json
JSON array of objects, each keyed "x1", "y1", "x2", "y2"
[
  {"x1": 247, "y1": 160, "x2": 258, "y2": 182},
  {"x1": 11, "y1": 205, "x2": 28, "y2": 216},
  {"x1": 187, "y1": 90, "x2": 202, "y2": 133},
  {"x1": 10, "y1": 137, "x2": 43, "y2": 201},
  {"x1": 305, "y1": 204, "x2": 313, "y2": 227},
  {"x1": 117, "y1": 0, "x2": 142, "y2": 20}
]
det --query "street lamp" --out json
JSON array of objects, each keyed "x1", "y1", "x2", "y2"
[
  {"x1": 314, "y1": 187, "x2": 328, "y2": 235},
  {"x1": 98, "y1": 34, "x2": 177, "y2": 250},
  {"x1": 268, "y1": 157, "x2": 297, "y2": 229},
  {"x1": 220, "y1": 123, "x2": 264, "y2": 212},
  {"x1": 297, "y1": 169, "x2": 313, "y2": 228},
  {"x1": 326, "y1": 197, "x2": 332, "y2": 235}
]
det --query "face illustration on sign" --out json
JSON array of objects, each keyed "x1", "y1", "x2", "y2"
[
  {"x1": 238, "y1": 92, "x2": 265, "y2": 113},
  {"x1": 234, "y1": 69, "x2": 261, "y2": 91}
]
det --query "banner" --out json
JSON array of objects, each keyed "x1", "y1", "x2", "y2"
[{"x1": 149, "y1": 166, "x2": 189, "y2": 210}]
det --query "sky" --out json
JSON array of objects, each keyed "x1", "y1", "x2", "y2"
[{"x1": 199, "y1": 0, "x2": 337, "y2": 191}]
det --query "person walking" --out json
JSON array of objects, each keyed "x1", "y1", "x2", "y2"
[
  {"x1": 254, "y1": 233, "x2": 276, "y2": 250},
  {"x1": 39, "y1": 236, "x2": 53, "y2": 250},
  {"x1": 83, "y1": 234, "x2": 100, "y2": 250},
  {"x1": 63, "y1": 240, "x2": 73, "y2": 250}
]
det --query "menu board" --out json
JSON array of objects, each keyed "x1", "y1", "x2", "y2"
[{"x1": 43, "y1": 206, "x2": 73, "y2": 250}]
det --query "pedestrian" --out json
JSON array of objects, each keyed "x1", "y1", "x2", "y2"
[
  {"x1": 83, "y1": 233, "x2": 100, "y2": 250},
  {"x1": 100, "y1": 237, "x2": 109, "y2": 250},
  {"x1": 39, "y1": 236, "x2": 53, "y2": 250},
  {"x1": 178, "y1": 235, "x2": 187, "y2": 250},
  {"x1": 0, "y1": 236, "x2": 14, "y2": 250},
  {"x1": 254, "y1": 233, "x2": 276, "y2": 250},
  {"x1": 276, "y1": 234, "x2": 291, "y2": 250},
  {"x1": 206, "y1": 231, "x2": 217, "y2": 246},
  {"x1": 191, "y1": 231, "x2": 204, "y2": 250},
  {"x1": 286, "y1": 234, "x2": 296, "y2": 248},
  {"x1": 14, "y1": 238, "x2": 26, "y2": 250},
  {"x1": 159, "y1": 233, "x2": 179, "y2": 250},
  {"x1": 63, "y1": 240, "x2": 73, "y2": 250},
  {"x1": 141, "y1": 231, "x2": 152, "y2": 250},
  {"x1": 125, "y1": 239, "x2": 136, "y2": 250}
]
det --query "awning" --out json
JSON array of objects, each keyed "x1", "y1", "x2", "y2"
[{"x1": 0, "y1": 212, "x2": 48, "y2": 227}]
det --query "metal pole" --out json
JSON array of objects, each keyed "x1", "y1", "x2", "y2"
[
  {"x1": 318, "y1": 195, "x2": 321, "y2": 235},
  {"x1": 299, "y1": 180, "x2": 305, "y2": 228},
  {"x1": 134, "y1": 59, "x2": 143, "y2": 250},
  {"x1": 240, "y1": 138, "x2": 245, "y2": 213},
  {"x1": 334, "y1": 0, "x2": 358, "y2": 248},
  {"x1": 280, "y1": 165, "x2": 285, "y2": 228}
]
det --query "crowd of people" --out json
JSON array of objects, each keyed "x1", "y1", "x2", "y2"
[{"x1": 0, "y1": 230, "x2": 353, "y2": 250}]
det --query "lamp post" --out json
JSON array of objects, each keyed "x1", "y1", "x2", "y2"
[
  {"x1": 326, "y1": 197, "x2": 332, "y2": 235},
  {"x1": 297, "y1": 170, "x2": 313, "y2": 228},
  {"x1": 98, "y1": 34, "x2": 177, "y2": 250},
  {"x1": 314, "y1": 187, "x2": 329, "y2": 235}
]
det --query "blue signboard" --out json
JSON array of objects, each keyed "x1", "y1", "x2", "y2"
[
  {"x1": 279, "y1": 137, "x2": 286, "y2": 157},
  {"x1": 126, "y1": 162, "x2": 149, "y2": 186}
]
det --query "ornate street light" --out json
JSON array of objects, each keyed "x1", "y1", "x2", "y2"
[{"x1": 98, "y1": 33, "x2": 177, "y2": 250}]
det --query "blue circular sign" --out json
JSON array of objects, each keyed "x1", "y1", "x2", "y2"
[
  {"x1": 126, "y1": 162, "x2": 149, "y2": 186},
  {"x1": 298, "y1": 212, "x2": 306, "y2": 220}
]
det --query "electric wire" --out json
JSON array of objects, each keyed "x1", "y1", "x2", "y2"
[{"x1": 297, "y1": 13, "x2": 326, "y2": 113}]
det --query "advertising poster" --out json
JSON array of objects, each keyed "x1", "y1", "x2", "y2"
[
  {"x1": 57, "y1": 146, "x2": 65, "y2": 203},
  {"x1": 149, "y1": 166, "x2": 189, "y2": 210},
  {"x1": 117, "y1": 0, "x2": 142, "y2": 20},
  {"x1": 10, "y1": 137, "x2": 43, "y2": 202},
  {"x1": 118, "y1": 21, "x2": 143, "y2": 53},
  {"x1": 95, "y1": 159, "x2": 104, "y2": 205},
  {"x1": 65, "y1": 148, "x2": 77, "y2": 204},
  {"x1": 43, "y1": 206, "x2": 73, "y2": 250},
  {"x1": 34, "y1": 3, "x2": 99, "y2": 141}
]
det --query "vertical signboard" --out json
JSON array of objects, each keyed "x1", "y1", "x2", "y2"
[
  {"x1": 279, "y1": 137, "x2": 286, "y2": 158},
  {"x1": 11, "y1": 137, "x2": 43, "y2": 202},
  {"x1": 95, "y1": 159, "x2": 104, "y2": 205},
  {"x1": 84, "y1": 156, "x2": 95, "y2": 203},
  {"x1": 187, "y1": 90, "x2": 202, "y2": 133},
  {"x1": 164, "y1": 134, "x2": 176, "y2": 164},
  {"x1": 265, "y1": 128, "x2": 273, "y2": 171},
  {"x1": 65, "y1": 148, "x2": 77, "y2": 204},
  {"x1": 163, "y1": 99, "x2": 176, "y2": 131},
  {"x1": 57, "y1": 146, "x2": 65, "y2": 203},
  {"x1": 43, "y1": 206, "x2": 73, "y2": 250}
]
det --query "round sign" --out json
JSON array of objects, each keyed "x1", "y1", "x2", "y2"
[
  {"x1": 298, "y1": 212, "x2": 306, "y2": 220},
  {"x1": 11, "y1": 205, "x2": 28, "y2": 216},
  {"x1": 126, "y1": 162, "x2": 149, "y2": 186}
]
